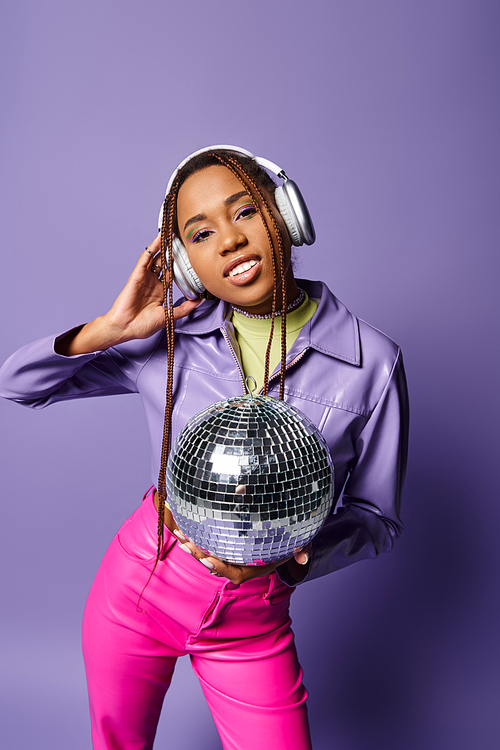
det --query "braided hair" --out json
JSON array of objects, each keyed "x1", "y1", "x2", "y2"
[{"x1": 144, "y1": 150, "x2": 291, "y2": 591}]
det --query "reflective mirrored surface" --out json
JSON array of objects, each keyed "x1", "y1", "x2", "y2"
[{"x1": 166, "y1": 394, "x2": 334, "y2": 564}]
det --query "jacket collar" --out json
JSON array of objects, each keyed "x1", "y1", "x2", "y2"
[{"x1": 174, "y1": 279, "x2": 360, "y2": 367}]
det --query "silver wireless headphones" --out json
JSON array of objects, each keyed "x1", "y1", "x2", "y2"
[{"x1": 157, "y1": 145, "x2": 315, "y2": 300}]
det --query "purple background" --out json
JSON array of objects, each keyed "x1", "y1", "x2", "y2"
[{"x1": 1, "y1": 1, "x2": 499, "y2": 748}]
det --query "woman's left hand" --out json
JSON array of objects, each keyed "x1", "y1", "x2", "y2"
[{"x1": 174, "y1": 531, "x2": 311, "y2": 585}]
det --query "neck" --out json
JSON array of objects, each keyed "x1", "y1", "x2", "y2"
[
  {"x1": 232, "y1": 286, "x2": 304, "y2": 320},
  {"x1": 233, "y1": 268, "x2": 300, "y2": 317}
]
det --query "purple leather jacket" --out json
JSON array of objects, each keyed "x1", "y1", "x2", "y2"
[{"x1": 0, "y1": 280, "x2": 409, "y2": 585}]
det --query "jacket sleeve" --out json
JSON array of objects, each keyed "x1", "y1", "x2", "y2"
[
  {"x1": 279, "y1": 348, "x2": 409, "y2": 586},
  {"x1": 0, "y1": 327, "x2": 140, "y2": 408}
]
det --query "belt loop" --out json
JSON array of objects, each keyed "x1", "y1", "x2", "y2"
[
  {"x1": 142, "y1": 485, "x2": 155, "y2": 502},
  {"x1": 160, "y1": 532, "x2": 177, "y2": 560},
  {"x1": 263, "y1": 571, "x2": 276, "y2": 606}
]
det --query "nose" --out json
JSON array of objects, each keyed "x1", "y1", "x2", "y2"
[{"x1": 218, "y1": 222, "x2": 247, "y2": 254}]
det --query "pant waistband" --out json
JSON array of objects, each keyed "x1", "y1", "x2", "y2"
[{"x1": 141, "y1": 486, "x2": 291, "y2": 599}]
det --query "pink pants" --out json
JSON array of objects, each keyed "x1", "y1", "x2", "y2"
[{"x1": 82, "y1": 487, "x2": 312, "y2": 750}]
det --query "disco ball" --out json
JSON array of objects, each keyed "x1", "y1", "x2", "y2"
[{"x1": 166, "y1": 389, "x2": 334, "y2": 565}]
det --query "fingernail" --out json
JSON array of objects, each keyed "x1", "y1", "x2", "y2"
[
  {"x1": 178, "y1": 543, "x2": 193, "y2": 556},
  {"x1": 173, "y1": 529, "x2": 188, "y2": 541},
  {"x1": 199, "y1": 558, "x2": 215, "y2": 570},
  {"x1": 300, "y1": 552, "x2": 309, "y2": 565}
]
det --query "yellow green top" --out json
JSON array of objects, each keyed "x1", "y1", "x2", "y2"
[{"x1": 231, "y1": 291, "x2": 318, "y2": 392}]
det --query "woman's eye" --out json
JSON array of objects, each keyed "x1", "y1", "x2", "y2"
[
  {"x1": 235, "y1": 205, "x2": 257, "y2": 221},
  {"x1": 191, "y1": 229, "x2": 214, "y2": 244}
]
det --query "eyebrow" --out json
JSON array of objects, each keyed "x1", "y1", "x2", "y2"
[
  {"x1": 183, "y1": 191, "x2": 250, "y2": 232},
  {"x1": 224, "y1": 190, "x2": 249, "y2": 206},
  {"x1": 183, "y1": 213, "x2": 206, "y2": 232}
]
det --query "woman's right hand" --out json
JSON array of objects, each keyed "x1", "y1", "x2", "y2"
[
  {"x1": 55, "y1": 236, "x2": 202, "y2": 356},
  {"x1": 104, "y1": 235, "x2": 202, "y2": 343}
]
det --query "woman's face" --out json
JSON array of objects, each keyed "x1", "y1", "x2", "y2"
[{"x1": 176, "y1": 165, "x2": 297, "y2": 315}]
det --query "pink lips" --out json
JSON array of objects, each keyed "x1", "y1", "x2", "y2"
[
  {"x1": 224, "y1": 255, "x2": 262, "y2": 286},
  {"x1": 223, "y1": 254, "x2": 261, "y2": 277}
]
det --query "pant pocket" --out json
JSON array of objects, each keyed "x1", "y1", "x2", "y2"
[{"x1": 116, "y1": 505, "x2": 159, "y2": 563}]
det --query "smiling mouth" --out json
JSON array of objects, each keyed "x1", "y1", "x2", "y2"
[{"x1": 228, "y1": 259, "x2": 259, "y2": 278}]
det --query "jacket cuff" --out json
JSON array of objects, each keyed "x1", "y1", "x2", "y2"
[
  {"x1": 276, "y1": 553, "x2": 314, "y2": 587},
  {"x1": 53, "y1": 325, "x2": 105, "y2": 358}
]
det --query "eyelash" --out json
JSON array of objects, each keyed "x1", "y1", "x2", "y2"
[
  {"x1": 235, "y1": 204, "x2": 258, "y2": 221},
  {"x1": 189, "y1": 204, "x2": 258, "y2": 244},
  {"x1": 191, "y1": 229, "x2": 214, "y2": 244}
]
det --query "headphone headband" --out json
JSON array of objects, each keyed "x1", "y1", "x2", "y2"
[{"x1": 164, "y1": 145, "x2": 287, "y2": 195}]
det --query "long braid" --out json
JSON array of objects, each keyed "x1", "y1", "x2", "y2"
[
  {"x1": 158, "y1": 181, "x2": 179, "y2": 543},
  {"x1": 277, "y1": 206, "x2": 287, "y2": 401},
  {"x1": 211, "y1": 153, "x2": 288, "y2": 399},
  {"x1": 225, "y1": 155, "x2": 288, "y2": 400},
  {"x1": 139, "y1": 155, "x2": 289, "y2": 604},
  {"x1": 137, "y1": 181, "x2": 179, "y2": 607}
]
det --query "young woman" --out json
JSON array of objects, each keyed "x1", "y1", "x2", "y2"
[{"x1": 0, "y1": 146, "x2": 409, "y2": 750}]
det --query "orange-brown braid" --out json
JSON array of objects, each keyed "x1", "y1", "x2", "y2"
[
  {"x1": 212, "y1": 153, "x2": 288, "y2": 399},
  {"x1": 137, "y1": 180, "x2": 179, "y2": 606},
  {"x1": 140, "y1": 155, "x2": 289, "y2": 600}
]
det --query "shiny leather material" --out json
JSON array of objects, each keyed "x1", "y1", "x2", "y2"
[
  {"x1": 0, "y1": 280, "x2": 409, "y2": 585},
  {"x1": 83, "y1": 488, "x2": 311, "y2": 750}
]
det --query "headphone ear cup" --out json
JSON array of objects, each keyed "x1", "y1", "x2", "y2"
[
  {"x1": 274, "y1": 181, "x2": 316, "y2": 247},
  {"x1": 171, "y1": 237, "x2": 206, "y2": 300},
  {"x1": 158, "y1": 200, "x2": 204, "y2": 299},
  {"x1": 274, "y1": 186, "x2": 302, "y2": 245}
]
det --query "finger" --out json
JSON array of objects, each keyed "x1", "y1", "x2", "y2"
[
  {"x1": 293, "y1": 543, "x2": 312, "y2": 566},
  {"x1": 147, "y1": 234, "x2": 161, "y2": 253},
  {"x1": 141, "y1": 235, "x2": 162, "y2": 269},
  {"x1": 173, "y1": 529, "x2": 290, "y2": 575},
  {"x1": 173, "y1": 537, "x2": 199, "y2": 557},
  {"x1": 293, "y1": 550, "x2": 309, "y2": 565},
  {"x1": 175, "y1": 540, "x2": 219, "y2": 575},
  {"x1": 173, "y1": 534, "x2": 290, "y2": 582},
  {"x1": 174, "y1": 540, "x2": 225, "y2": 577},
  {"x1": 173, "y1": 298, "x2": 202, "y2": 320},
  {"x1": 204, "y1": 558, "x2": 277, "y2": 584},
  {"x1": 150, "y1": 262, "x2": 164, "y2": 280},
  {"x1": 204, "y1": 558, "x2": 237, "y2": 580},
  {"x1": 172, "y1": 534, "x2": 216, "y2": 568}
]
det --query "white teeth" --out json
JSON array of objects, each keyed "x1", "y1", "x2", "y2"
[{"x1": 229, "y1": 259, "x2": 258, "y2": 277}]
